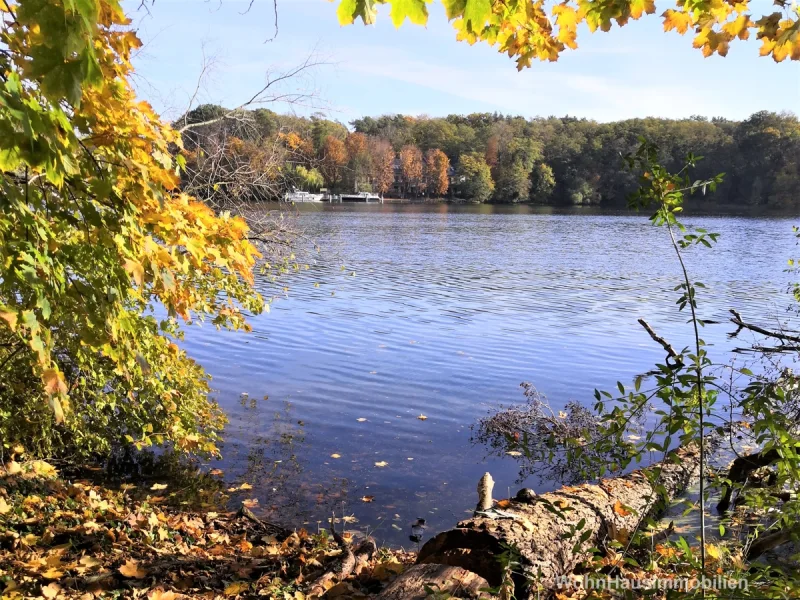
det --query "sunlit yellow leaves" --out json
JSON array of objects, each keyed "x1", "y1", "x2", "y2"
[
  {"x1": 757, "y1": 15, "x2": 800, "y2": 62},
  {"x1": 662, "y1": 9, "x2": 692, "y2": 34},
  {"x1": 629, "y1": 0, "x2": 655, "y2": 20},
  {"x1": 388, "y1": 0, "x2": 430, "y2": 27},
  {"x1": 553, "y1": 3, "x2": 579, "y2": 49},
  {"x1": 723, "y1": 14, "x2": 753, "y2": 40},
  {"x1": 463, "y1": 0, "x2": 491, "y2": 32},
  {"x1": 336, "y1": 0, "x2": 800, "y2": 65},
  {"x1": 124, "y1": 259, "x2": 145, "y2": 287}
]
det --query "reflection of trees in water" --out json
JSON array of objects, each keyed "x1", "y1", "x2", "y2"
[
  {"x1": 231, "y1": 400, "x2": 352, "y2": 529},
  {"x1": 471, "y1": 382, "x2": 645, "y2": 485}
]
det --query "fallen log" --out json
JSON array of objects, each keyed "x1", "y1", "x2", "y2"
[
  {"x1": 412, "y1": 442, "x2": 702, "y2": 599},
  {"x1": 377, "y1": 564, "x2": 490, "y2": 600}
]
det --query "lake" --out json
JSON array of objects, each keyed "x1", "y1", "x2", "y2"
[{"x1": 182, "y1": 204, "x2": 798, "y2": 546}]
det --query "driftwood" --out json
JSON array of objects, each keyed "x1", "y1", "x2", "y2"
[
  {"x1": 236, "y1": 503, "x2": 292, "y2": 539},
  {"x1": 729, "y1": 309, "x2": 800, "y2": 346},
  {"x1": 715, "y1": 447, "x2": 796, "y2": 512},
  {"x1": 308, "y1": 517, "x2": 376, "y2": 597},
  {"x1": 406, "y1": 443, "x2": 702, "y2": 599},
  {"x1": 747, "y1": 524, "x2": 800, "y2": 560},
  {"x1": 638, "y1": 318, "x2": 682, "y2": 366}
]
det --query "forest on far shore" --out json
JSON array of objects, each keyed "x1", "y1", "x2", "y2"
[{"x1": 181, "y1": 107, "x2": 799, "y2": 207}]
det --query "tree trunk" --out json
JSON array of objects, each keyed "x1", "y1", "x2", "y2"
[{"x1": 412, "y1": 443, "x2": 701, "y2": 599}]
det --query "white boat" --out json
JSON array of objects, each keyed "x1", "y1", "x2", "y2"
[
  {"x1": 333, "y1": 192, "x2": 383, "y2": 204},
  {"x1": 284, "y1": 190, "x2": 324, "y2": 203}
]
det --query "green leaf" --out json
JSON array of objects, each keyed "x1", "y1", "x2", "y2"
[
  {"x1": 337, "y1": 0, "x2": 379, "y2": 25},
  {"x1": 388, "y1": 0, "x2": 429, "y2": 27},
  {"x1": 442, "y1": 0, "x2": 466, "y2": 20},
  {"x1": 463, "y1": 0, "x2": 491, "y2": 31}
]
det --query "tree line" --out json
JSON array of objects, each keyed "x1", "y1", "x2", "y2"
[{"x1": 182, "y1": 106, "x2": 799, "y2": 207}]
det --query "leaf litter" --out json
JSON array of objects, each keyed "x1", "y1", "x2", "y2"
[{"x1": 0, "y1": 462, "x2": 415, "y2": 599}]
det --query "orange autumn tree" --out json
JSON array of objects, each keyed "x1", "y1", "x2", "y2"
[
  {"x1": 335, "y1": 0, "x2": 800, "y2": 67},
  {"x1": 369, "y1": 138, "x2": 396, "y2": 196},
  {"x1": 319, "y1": 135, "x2": 348, "y2": 190},
  {"x1": 399, "y1": 144, "x2": 424, "y2": 197},
  {"x1": 344, "y1": 132, "x2": 371, "y2": 192},
  {"x1": 0, "y1": 0, "x2": 264, "y2": 458},
  {"x1": 424, "y1": 148, "x2": 450, "y2": 197}
]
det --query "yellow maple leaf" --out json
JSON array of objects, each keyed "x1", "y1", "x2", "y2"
[
  {"x1": 629, "y1": 0, "x2": 655, "y2": 20},
  {"x1": 662, "y1": 9, "x2": 693, "y2": 35}
]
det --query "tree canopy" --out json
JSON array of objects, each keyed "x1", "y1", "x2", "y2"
[{"x1": 335, "y1": 0, "x2": 800, "y2": 68}]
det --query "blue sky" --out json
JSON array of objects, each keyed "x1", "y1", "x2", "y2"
[{"x1": 126, "y1": 0, "x2": 800, "y2": 125}]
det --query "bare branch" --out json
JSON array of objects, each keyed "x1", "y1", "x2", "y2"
[
  {"x1": 729, "y1": 309, "x2": 800, "y2": 344},
  {"x1": 178, "y1": 53, "x2": 327, "y2": 133},
  {"x1": 637, "y1": 318, "x2": 682, "y2": 366}
]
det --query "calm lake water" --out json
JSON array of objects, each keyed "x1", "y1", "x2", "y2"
[{"x1": 182, "y1": 204, "x2": 798, "y2": 546}]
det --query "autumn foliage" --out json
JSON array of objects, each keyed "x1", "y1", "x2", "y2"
[
  {"x1": 336, "y1": 0, "x2": 800, "y2": 68},
  {"x1": 424, "y1": 149, "x2": 450, "y2": 198},
  {"x1": 399, "y1": 144, "x2": 424, "y2": 196},
  {"x1": 0, "y1": 0, "x2": 263, "y2": 457},
  {"x1": 319, "y1": 135, "x2": 348, "y2": 189},
  {"x1": 369, "y1": 138, "x2": 396, "y2": 195}
]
